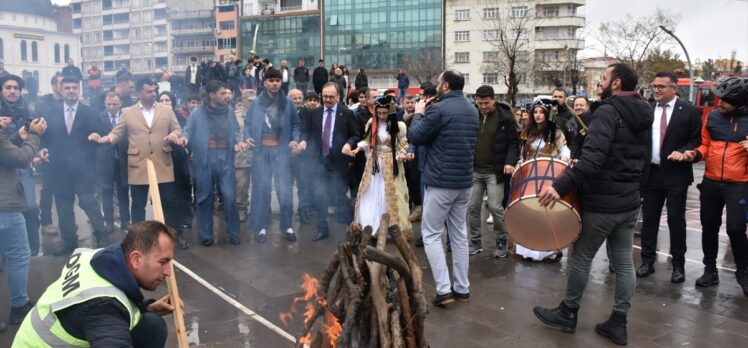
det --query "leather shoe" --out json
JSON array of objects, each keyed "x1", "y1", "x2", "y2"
[
  {"x1": 9, "y1": 301, "x2": 34, "y2": 325},
  {"x1": 229, "y1": 236, "x2": 241, "y2": 245},
  {"x1": 199, "y1": 239, "x2": 214, "y2": 247},
  {"x1": 256, "y1": 233, "x2": 267, "y2": 243},
  {"x1": 671, "y1": 267, "x2": 685, "y2": 283},
  {"x1": 636, "y1": 262, "x2": 655, "y2": 277},
  {"x1": 286, "y1": 232, "x2": 297, "y2": 242},
  {"x1": 312, "y1": 231, "x2": 329, "y2": 241}
]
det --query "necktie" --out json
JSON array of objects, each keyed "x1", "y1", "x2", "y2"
[
  {"x1": 322, "y1": 108, "x2": 333, "y2": 156},
  {"x1": 66, "y1": 108, "x2": 74, "y2": 135},
  {"x1": 111, "y1": 114, "x2": 117, "y2": 128},
  {"x1": 659, "y1": 104, "x2": 668, "y2": 146}
]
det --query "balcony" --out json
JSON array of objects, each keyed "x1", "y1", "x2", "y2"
[
  {"x1": 535, "y1": 15, "x2": 585, "y2": 28},
  {"x1": 172, "y1": 45, "x2": 216, "y2": 54},
  {"x1": 171, "y1": 27, "x2": 215, "y2": 36},
  {"x1": 243, "y1": 2, "x2": 317, "y2": 17},
  {"x1": 169, "y1": 10, "x2": 214, "y2": 20},
  {"x1": 534, "y1": 38, "x2": 584, "y2": 50},
  {"x1": 535, "y1": 0, "x2": 586, "y2": 5}
]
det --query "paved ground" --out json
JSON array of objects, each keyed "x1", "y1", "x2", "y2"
[{"x1": 2, "y1": 163, "x2": 747, "y2": 347}]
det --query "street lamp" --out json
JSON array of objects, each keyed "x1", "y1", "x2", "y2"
[{"x1": 659, "y1": 25, "x2": 694, "y2": 102}]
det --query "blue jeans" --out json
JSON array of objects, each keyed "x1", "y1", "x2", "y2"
[
  {"x1": 0, "y1": 212, "x2": 30, "y2": 307},
  {"x1": 195, "y1": 149, "x2": 239, "y2": 242},
  {"x1": 564, "y1": 209, "x2": 639, "y2": 314},
  {"x1": 250, "y1": 146, "x2": 293, "y2": 232},
  {"x1": 18, "y1": 168, "x2": 39, "y2": 255}
]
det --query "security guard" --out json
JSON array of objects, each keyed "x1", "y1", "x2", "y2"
[{"x1": 13, "y1": 221, "x2": 178, "y2": 347}]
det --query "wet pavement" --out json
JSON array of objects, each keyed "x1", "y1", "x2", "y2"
[{"x1": 2, "y1": 162, "x2": 747, "y2": 347}]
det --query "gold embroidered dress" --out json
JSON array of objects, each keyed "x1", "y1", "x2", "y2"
[{"x1": 355, "y1": 119, "x2": 412, "y2": 239}]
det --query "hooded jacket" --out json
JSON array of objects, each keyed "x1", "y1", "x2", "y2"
[
  {"x1": 55, "y1": 244, "x2": 152, "y2": 346},
  {"x1": 694, "y1": 108, "x2": 748, "y2": 183},
  {"x1": 553, "y1": 93, "x2": 653, "y2": 213}
]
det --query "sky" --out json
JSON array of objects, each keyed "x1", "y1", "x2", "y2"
[{"x1": 50, "y1": 0, "x2": 748, "y2": 65}]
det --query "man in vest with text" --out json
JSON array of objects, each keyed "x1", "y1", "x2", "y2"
[{"x1": 14, "y1": 221, "x2": 180, "y2": 347}]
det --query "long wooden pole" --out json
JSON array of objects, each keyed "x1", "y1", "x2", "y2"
[{"x1": 146, "y1": 159, "x2": 189, "y2": 348}]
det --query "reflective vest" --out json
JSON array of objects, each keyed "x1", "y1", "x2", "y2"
[{"x1": 13, "y1": 248, "x2": 142, "y2": 347}]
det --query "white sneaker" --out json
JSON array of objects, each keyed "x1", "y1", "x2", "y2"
[
  {"x1": 259, "y1": 228, "x2": 267, "y2": 235},
  {"x1": 486, "y1": 215, "x2": 493, "y2": 224}
]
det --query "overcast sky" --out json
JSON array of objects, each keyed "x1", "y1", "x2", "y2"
[{"x1": 50, "y1": 0, "x2": 747, "y2": 64}]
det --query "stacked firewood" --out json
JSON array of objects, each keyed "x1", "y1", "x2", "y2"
[{"x1": 296, "y1": 214, "x2": 429, "y2": 348}]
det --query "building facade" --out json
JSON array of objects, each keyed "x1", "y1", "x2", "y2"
[
  {"x1": 0, "y1": 0, "x2": 81, "y2": 96},
  {"x1": 444, "y1": 0, "x2": 585, "y2": 102},
  {"x1": 167, "y1": 0, "x2": 215, "y2": 73},
  {"x1": 71, "y1": 0, "x2": 171, "y2": 84},
  {"x1": 216, "y1": 0, "x2": 240, "y2": 62}
]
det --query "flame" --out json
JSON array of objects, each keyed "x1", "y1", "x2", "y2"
[
  {"x1": 280, "y1": 273, "x2": 339, "y2": 346},
  {"x1": 324, "y1": 310, "x2": 342, "y2": 347}
]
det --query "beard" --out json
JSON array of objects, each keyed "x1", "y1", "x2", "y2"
[{"x1": 600, "y1": 83, "x2": 614, "y2": 100}]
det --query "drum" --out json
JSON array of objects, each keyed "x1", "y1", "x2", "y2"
[{"x1": 504, "y1": 158, "x2": 581, "y2": 251}]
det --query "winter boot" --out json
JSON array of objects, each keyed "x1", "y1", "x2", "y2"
[
  {"x1": 533, "y1": 301, "x2": 578, "y2": 333},
  {"x1": 695, "y1": 266, "x2": 719, "y2": 287},
  {"x1": 595, "y1": 311, "x2": 628, "y2": 345}
]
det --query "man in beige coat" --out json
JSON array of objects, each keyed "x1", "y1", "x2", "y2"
[{"x1": 89, "y1": 78, "x2": 182, "y2": 233}]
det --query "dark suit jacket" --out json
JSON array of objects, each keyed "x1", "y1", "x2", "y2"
[
  {"x1": 303, "y1": 103, "x2": 360, "y2": 172},
  {"x1": 184, "y1": 65, "x2": 204, "y2": 88},
  {"x1": 648, "y1": 99, "x2": 702, "y2": 186},
  {"x1": 95, "y1": 111, "x2": 128, "y2": 188},
  {"x1": 42, "y1": 102, "x2": 107, "y2": 190}
]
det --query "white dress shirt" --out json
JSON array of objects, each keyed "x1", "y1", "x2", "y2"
[
  {"x1": 651, "y1": 98, "x2": 676, "y2": 165},
  {"x1": 190, "y1": 65, "x2": 197, "y2": 84},
  {"x1": 140, "y1": 102, "x2": 156, "y2": 128}
]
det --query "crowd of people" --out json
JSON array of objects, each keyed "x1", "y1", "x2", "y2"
[{"x1": 0, "y1": 54, "x2": 746, "y2": 347}]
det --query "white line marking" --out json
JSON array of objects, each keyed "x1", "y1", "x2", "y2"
[
  {"x1": 631, "y1": 244, "x2": 736, "y2": 272},
  {"x1": 172, "y1": 260, "x2": 296, "y2": 343}
]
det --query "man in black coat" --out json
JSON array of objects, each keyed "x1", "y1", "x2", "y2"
[
  {"x1": 184, "y1": 56, "x2": 204, "y2": 94},
  {"x1": 96, "y1": 91, "x2": 130, "y2": 234},
  {"x1": 301, "y1": 82, "x2": 360, "y2": 241},
  {"x1": 42, "y1": 77, "x2": 108, "y2": 254},
  {"x1": 61, "y1": 59, "x2": 83, "y2": 82},
  {"x1": 312, "y1": 59, "x2": 329, "y2": 95},
  {"x1": 636, "y1": 71, "x2": 701, "y2": 283},
  {"x1": 293, "y1": 58, "x2": 310, "y2": 93},
  {"x1": 534, "y1": 63, "x2": 653, "y2": 346}
]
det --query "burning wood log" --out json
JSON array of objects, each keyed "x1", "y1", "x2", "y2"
[{"x1": 281, "y1": 213, "x2": 429, "y2": 348}]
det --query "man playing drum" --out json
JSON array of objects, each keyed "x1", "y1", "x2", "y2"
[{"x1": 532, "y1": 63, "x2": 653, "y2": 346}]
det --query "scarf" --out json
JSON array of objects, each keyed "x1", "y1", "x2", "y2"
[
  {"x1": 205, "y1": 103, "x2": 231, "y2": 145},
  {"x1": 259, "y1": 91, "x2": 283, "y2": 132}
]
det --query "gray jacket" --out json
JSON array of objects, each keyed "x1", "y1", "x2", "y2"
[{"x1": 0, "y1": 130, "x2": 40, "y2": 212}]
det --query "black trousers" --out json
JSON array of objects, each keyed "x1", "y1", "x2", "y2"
[
  {"x1": 131, "y1": 312, "x2": 167, "y2": 348},
  {"x1": 640, "y1": 165, "x2": 689, "y2": 267},
  {"x1": 698, "y1": 179, "x2": 748, "y2": 269},
  {"x1": 54, "y1": 177, "x2": 107, "y2": 249},
  {"x1": 405, "y1": 155, "x2": 421, "y2": 207},
  {"x1": 313, "y1": 160, "x2": 352, "y2": 233},
  {"x1": 130, "y1": 183, "x2": 176, "y2": 228},
  {"x1": 101, "y1": 160, "x2": 130, "y2": 227}
]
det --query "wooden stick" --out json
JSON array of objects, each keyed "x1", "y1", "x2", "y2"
[
  {"x1": 388, "y1": 225, "x2": 428, "y2": 348},
  {"x1": 396, "y1": 274, "x2": 417, "y2": 348},
  {"x1": 146, "y1": 159, "x2": 188, "y2": 348},
  {"x1": 366, "y1": 214, "x2": 391, "y2": 348}
]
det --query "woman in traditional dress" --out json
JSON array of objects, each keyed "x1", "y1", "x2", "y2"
[
  {"x1": 353, "y1": 95, "x2": 413, "y2": 240},
  {"x1": 515, "y1": 99, "x2": 570, "y2": 262}
]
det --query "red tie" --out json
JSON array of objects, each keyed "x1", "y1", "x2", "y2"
[{"x1": 659, "y1": 104, "x2": 668, "y2": 146}]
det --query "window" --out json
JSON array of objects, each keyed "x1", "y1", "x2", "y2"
[
  {"x1": 219, "y1": 21, "x2": 235, "y2": 31},
  {"x1": 483, "y1": 73, "x2": 499, "y2": 84},
  {"x1": 72, "y1": 3, "x2": 81, "y2": 13},
  {"x1": 31, "y1": 41, "x2": 38, "y2": 62},
  {"x1": 483, "y1": 8, "x2": 498, "y2": 19},
  {"x1": 73, "y1": 18, "x2": 81, "y2": 29},
  {"x1": 64, "y1": 44, "x2": 70, "y2": 62},
  {"x1": 102, "y1": 0, "x2": 112, "y2": 10},
  {"x1": 20, "y1": 40, "x2": 27, "y2": 61},
  {"x1": 464, "y1": 73, "x2": 470, "y2": 85},
  {"x1": 455, "y1": 9, "x2": 469, "y2": 21},
  {"x1": 542, "y1": 5, "x2": 560, "y2": 17},
  {"x1": 218, "y1": 37, "x2": 237, "y2": 49},
  {"x1": 131, "y1": 28, "x2": 140, "y2": 40},
  {"x1": 483, "y1": 30, "x2": 499, "y2": 41},
  {"x1": 218, "y1": 5, "x2": 234, "y2": 12},
  {"x1": 511, "y1": 6, "x2": 527, "y2": 17},
  {"x1": 104, "y1": 61, "x2": 114, "y2": 72},
  {"x1": 454, "y1": 52, "x2": 470, "y2": 63},
  {"x1": 103, "y1": 30, "x2": 113, "y2": 40},
  {"x1": 542, "y1": 50, "x2": 559, "y2": 62},
  {"x1": 113, "y1": 13, "x2": 129, "y2": 24},
  {"x1": 155, "y1": 57, "x2": 168, "y2": 67},
  {"x1": 54, "y1": 44, "x2": 60, "y2": 63},
  {"x1": 142, "y1": 11, "x2": 152, "y2": 23},
  {"x1": 154, "y1": 9, "x2": 167, "y2": 20},
  {"x1": 454, "y1": 31, "x2": 470, "y2": 42},
  {"x1": 568, "y1": 5, "x2": 577, "y2": 16},
  {"x1": 483, "y1": 51, "x2": 499, "y2": 62},
  {"x1": 104, "y1": 45, "x2": 113, "y2": 56},
  {"x1": 103, "y1": 15, "x2": 112, "y2": 25}
]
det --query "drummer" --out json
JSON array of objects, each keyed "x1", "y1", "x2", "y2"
[{"x1": 515, "y1": 99, "x2": 570, "y2": 262}]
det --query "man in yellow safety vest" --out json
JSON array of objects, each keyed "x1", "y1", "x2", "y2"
[{"x1": 13, "y1": 221, "x2": 179, "y2": 347}]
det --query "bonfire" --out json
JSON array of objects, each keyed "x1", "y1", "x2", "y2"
[{"x1": 280, "y1": 214, "x2": 429, "y2": 348}]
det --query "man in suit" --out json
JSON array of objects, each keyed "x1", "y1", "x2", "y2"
[
  {"x1": 636, "y1": 71, "x2": 701, "y2": 283},
  {"x1": 184, "y1": 57, "x2": 203, "y2": 95},
  {"x1": 312, "y1": 60, "x2": 329, "y2": 95},
  {"x1": 89, "y1": 78, "x2": 183, "y2": 243},
  {"x1": 43, "y1": 77, "x2": 108, "y2": 255},
  {"x1": 95, "y1": 91, "x2": 130, "y2": 234},
  {"x1": 302, "y1": 82, "x2": 360, "y2": 241}
]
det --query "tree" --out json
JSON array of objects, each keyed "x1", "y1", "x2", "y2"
[
  {"x1": 701, "y1": 59, "x2": 717, "y2": 80},
  {"x1": 596, "y1": 8, "x2": 680, "y2": 80},
  {"x1": 480, "y1": 0, "x2": 534, "y2": 106},
  {"x1": 403, "y1": 47, "x2": 442, "y2": 85},
  {"x1": 640, "y1": 48, "x2": 685, "y2": 82}
]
